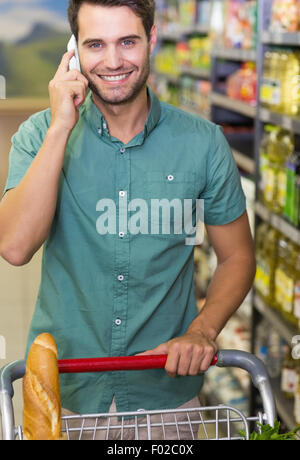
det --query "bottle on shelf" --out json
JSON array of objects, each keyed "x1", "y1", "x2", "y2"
[
  {"x1": 254, "y1": 222, "x2": 272, "y2": 300},
  {"x1": 262, "y1": 125, "x2": 280, "y2": 210},
  {"x1": 292, "y1": 250, "x2": 300, "y2": 329},
  {"x1": 262, "y1": 127, "x2": 294, "y2": 214},
  {"x1": 281, "y1": 346, "x2": 299, "y2": 399},
  {"x1": 274, "y1": 236, "x2": 299, "y2": 326},
  {"x1": 261, "y1": 50, "x2": 281, "y2": 111},
  {"x1": 266, "y1": 329, "x2": 285, "y2": 379},
  {"x1": 280, "y1": 49, "x2": 300, "y2": 117},
  {"x1": 268, "y1": 50, "x2": 282, "y2": 113},
  {"x1": 275, "y1": 131, "x2": 295, "y2": 214},
  {"x1": 260, "y1": 49, "x2": 300, "y2": 116},
  {"x1": 284, "y1": 150, "x2": 300, "y2": 226},
  {"x1": 259, "y1": 124, "x2": 275, "y2": 202},
  {"x1": 259, "y1": 225, "x2": 280, "y2": 306}
]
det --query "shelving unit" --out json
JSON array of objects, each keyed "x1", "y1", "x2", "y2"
[
  {"x1": 152, "y1": 0, "x2": 300, "y2": 430},
  {"x1": 210, "y1": 92, "x2": 256, "y2": 118}
]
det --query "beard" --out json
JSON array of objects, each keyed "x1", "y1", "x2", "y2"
[{"x1": 83, "y1": 54, "x2": 151, "y2": 106}]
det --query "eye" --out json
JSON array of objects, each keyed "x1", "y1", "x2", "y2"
[
  {"x1": 89, "y1": 43, "x2": 102, "y2": 49},
  {"x1": 122, "y1": 39, "x2": 135, "y2": 47}
]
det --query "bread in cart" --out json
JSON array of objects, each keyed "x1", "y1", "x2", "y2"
[{"x1": 22, "y1": 333, "x2": 65, "y2": 440}]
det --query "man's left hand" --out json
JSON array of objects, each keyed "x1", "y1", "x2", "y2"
[{"x1": 137, "y1": 331, "x2": 217, "y2": 378}]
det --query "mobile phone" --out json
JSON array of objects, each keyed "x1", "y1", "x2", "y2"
[{"x1": 67, "y1": 35, "x2": 81, "y2": 72}]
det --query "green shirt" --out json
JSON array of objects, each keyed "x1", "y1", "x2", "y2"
[{"x1": 3, "y1": 87, "x2": 246, "y2": 415}]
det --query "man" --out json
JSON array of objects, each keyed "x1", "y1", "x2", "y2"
[{"x1": 0, "y1": 0, "x2": 256, "y2": 439}]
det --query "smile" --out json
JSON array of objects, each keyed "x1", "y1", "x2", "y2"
[{"x1": 99, "y1": 72, "x2": 133, "y2": 82}]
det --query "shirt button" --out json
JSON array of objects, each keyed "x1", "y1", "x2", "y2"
[
  {"x1": 118, "y1": 274, "x2": 124, "y2": 281},
  {"x1": 167, "y1": 175, "x2": 174, "y2": 181},
  {"x1": 119, "y1": 232, "x2": 125, "y2": 238},
  {"x1": 98, "y1": 128, "x2": 102, "y2": 135},
  {"x1": 119, "y1": 190, "x2": 126, "y2": 197},
  {"x1": 120, "y1": 148, "x2": 125, "y2": 154},
  {"x1": 103, "y1": 122, "x2": 107, "y2": 130},
  {"x1": 115, "y1": 318, "x2": 122, "y2": 326}
]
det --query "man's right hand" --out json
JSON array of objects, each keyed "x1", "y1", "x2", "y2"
[{"x1": 48, "y1": 50, "x2": 89, "y2": 133}]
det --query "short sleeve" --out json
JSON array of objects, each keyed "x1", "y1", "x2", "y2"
[
  {"x1": 202, "y1": 125, "x2": 246, "y2": 225},
  {"x1": 2, "y1": 109, "x2": 51, "y2": 198}
]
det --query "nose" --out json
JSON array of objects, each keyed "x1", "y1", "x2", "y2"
[{"x1": 103, "y1": 44, "x2": 123, "y2": 70}]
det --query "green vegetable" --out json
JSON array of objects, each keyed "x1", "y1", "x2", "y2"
[{"x1": 239, "y1": 421, "x2": 300, "y2": 440}]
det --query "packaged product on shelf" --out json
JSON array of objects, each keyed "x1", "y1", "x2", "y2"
[
  {"x1": 241, "y1": 0, "x2": 258, "y2": 50},
  {"x1": 295, "y1": 175, "x2": 300, "y2": 229},
  {"x1": 193, "y1": 80, "x2": 211, "y2": 118},
  {"x1": 180, "y1": 75, "x2": 195, "y2": 109},
  {"x1": 266, "y1": 329, "x2": 286, "y2": 379},
  {"x1": 254, "y1": 224, "x2": 279, "y2": 304},
  {"x1": 273, "y1": 236, "x2": 297, "y2": 325},
  {"x1": 292, "y1": 251, "x2": 300, "y2": 328},
  {"x1": 270, "y1": 0, "x2": 300, "y2": 33},
  {"x1": 284, "y1": 151, "x2": 300, "y2": 226},
  {"x1": 281, "y1": 346, "x2": 299, "y2": 399},
  {"x1": 188, "y1": 36, "x2": 211, "y2": 70},
  {"x1": 178, "y1": 0, "x2": 197, "y2": 27},
  {"x1": 255, "y1": 222, "x2": 271, "y2": 298},
  {"x1": 276, "y1": 132, "x2": 294, "y2": 213},
  {"x1": 262, "y1": 127, "x2": 294, "y2": 214},
  {"x1": 196, "y1": 0, "x2": 211, "y2": 27},
  {"x1": 226, "y1": 62, "x2": 257, "y2": 105},
  {"x1": 280, "y1": 50, "x2": 300, "y2": 116},
  {"x1": 224, "y1": 0, "x2": 243, "y2": 49},
  {"x1": 259, "y1": 125, "x2": 275, "y2": 200},
  {"x1": 260, "y1": 50, "x2": 282, "y2": 112},
  {"x1": 260, "y1": 49, "x2": 300, "y2": 116},
  {"x1": 154, "y1": 43, "x2": 179, "y2": 77},
  {"x1": 209, "y1": 0, "x2": 225, "y2": 48},
  {"x1": 223, "y1": 0, "x2": 257, "y2": 50}
]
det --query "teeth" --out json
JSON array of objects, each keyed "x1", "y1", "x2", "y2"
[{"x1": 100, "y1": 73, "x2": 130, "y2": 81}]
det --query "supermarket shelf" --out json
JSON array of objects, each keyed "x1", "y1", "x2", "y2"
[
  {"x1": 262, "y1": 30, "x2": 300, "y2": 47},
  {"x1": 260, "y1": 107, "x2": 300, "y2": 134},
  {"x1": 210, "y1": 92, "x2": 257, "y2": 118},
  {"x1": 179, "y1": 66, "x2": 211, "y2": 80},
  {"x1": 253, "y1": 293, "x2": 298, "y2": 345},
  {"x1": 153, "y1": 71, "x2": 180, "y2": 86},
  {"x1": 179, "y1": 104, "x2": 210, "y2": 121},
  {"x1": 232, "y1": 149, "x2": 255, "y2": 175},
  {"x1": 255, "y1": 201, "x2": 300, "y2": 246},
  {"x1": 211, "y1": 47, "x2": 257, "y2": 62},
  {"x1": 270, "y1": 377, "x2": 296, "y2": 431},
  {"x1": 159, "y1": 24, "x2": 209, "y2": 42}
]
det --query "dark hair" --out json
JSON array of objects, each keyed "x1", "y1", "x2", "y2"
[{"x1": 68, "y1": 0, "x2": 156, "y2": 41}]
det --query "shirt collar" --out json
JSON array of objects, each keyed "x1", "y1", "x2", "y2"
[{"x1": 82, "y1": 85, "x2": 161, "y2": 143}]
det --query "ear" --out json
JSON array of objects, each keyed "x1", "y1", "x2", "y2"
[{"x1": 149, "y1": 24, "x2": 157, "y2": 55}]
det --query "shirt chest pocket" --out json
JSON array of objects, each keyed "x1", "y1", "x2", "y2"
[
  {"x1": 145, "y1": 171, "x2": 196, "y2": 236},
  {"x1": 146, "y1": 172, "x2": 196, "y2": 200}
]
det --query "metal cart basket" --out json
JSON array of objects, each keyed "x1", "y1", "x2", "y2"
[{"x1": 0, "y1": 349, "x2": 276, "y2": 440}]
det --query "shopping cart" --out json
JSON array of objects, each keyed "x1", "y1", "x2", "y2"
[{"x1": 0, "y1": 349, "x2": 276, "y2": 440}]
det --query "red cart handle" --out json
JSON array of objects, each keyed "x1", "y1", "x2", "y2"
[{"x1": 57, "y1": 354, "x2": 218, "y2": 374}]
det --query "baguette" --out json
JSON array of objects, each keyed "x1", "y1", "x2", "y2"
[{"x1": 23, "y1": 333, "x2": 64, "y2": 440}]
